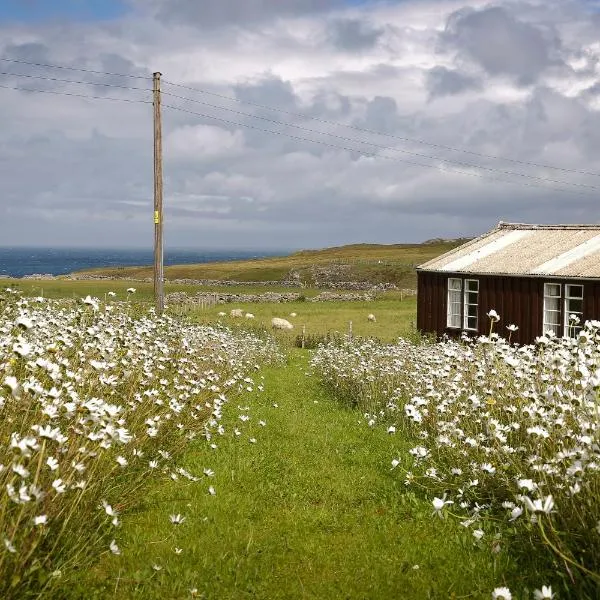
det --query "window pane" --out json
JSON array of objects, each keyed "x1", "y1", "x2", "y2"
[
  {"x1": 566, "y1": 285, "x2": 583, "y2": 298},
  {"x1": 466, "y1": 280, "x2": 479, "y2": 292},
  {"x1": 545, "y1": 297, "x2": 559, "y2": 311},
  {"x1": 545, "y1": 284, "x2": 560, "y2": 297},
  {"x1": 545, "y1": 311, "x2": 560, "y2": 325},
  {"x1": 466, "y1": 316, "x2": 477, "y2": 330},
  {"x1": 567, "y1": 299, "x2": 583, "y2": 313},
  {"x1": 466, "y1": 303, "x2": 477, "y2": 317},
  {"x1": 448, "y1": 278, "x2": 462, "y2": 291}
]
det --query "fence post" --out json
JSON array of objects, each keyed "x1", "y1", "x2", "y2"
[
  {"x1": 302, "y1": 324, "x2": 306, "y2": 349},
  {"x1": 349, "y1": 320, "x2": 353, "y2": 340}
]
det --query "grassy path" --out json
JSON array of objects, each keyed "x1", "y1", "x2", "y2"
[{"x1": 81, "y1": 351, "x2": 512, "y2": 599}]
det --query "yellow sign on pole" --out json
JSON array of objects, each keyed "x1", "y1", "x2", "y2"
[{"x1": 154, "y1": 211, "x2": 160, "y2": 224}]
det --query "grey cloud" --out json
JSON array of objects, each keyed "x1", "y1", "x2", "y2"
[
  {"x1": 426, "y1": 66, "x2": 481, "y2": 99},
  {"x1": 328, "y1": 18, "x2": 384, "y2": 51},
  {"x1": 442, "y1": 5, "x2": 564, "y2": 85},
  {"x1": 234, "y1": 76, "x2": 299, "y2": 111}
]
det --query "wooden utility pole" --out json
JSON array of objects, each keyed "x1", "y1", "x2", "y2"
[{"x1": 153, "y1": 71, "x2": 164, "y2": 315}]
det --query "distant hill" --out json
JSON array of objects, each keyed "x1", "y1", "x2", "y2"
[{"x1": 72, "y1": 240, "x2": 466, "y2": 288}]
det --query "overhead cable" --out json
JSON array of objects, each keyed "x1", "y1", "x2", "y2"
[
  {"x1": 162, "y1": 90, "x2": 599, "y2": 192},
  {"x1": 162, "y1": 79, "x2": 600, "y2": 178},
  {"x1": 162, "y1": 103, "x2": 595, "y2": 197}
]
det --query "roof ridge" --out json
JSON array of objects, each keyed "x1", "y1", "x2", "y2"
[{"x1": 498, "y1": 222, "x2": 600, "y2": 230}]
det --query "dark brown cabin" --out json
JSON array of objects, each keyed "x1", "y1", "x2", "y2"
[{"x1": 416, "y1": 222, "x2": 600, "y2": 345}]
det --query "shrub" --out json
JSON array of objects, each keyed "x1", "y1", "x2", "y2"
[{"x1": 0, "y1": 288, "x2": 281, "y2": 598}]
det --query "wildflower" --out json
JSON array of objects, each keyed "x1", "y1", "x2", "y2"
[
  {"x1": 203, "y1": 468, "x2": 215, "y2": 477},
  {"x1": 116, "y1": 456, "x2": 128, "y2": 467},
  {"x1": 33, "y1": 515, "x2": 48, "y2": 526},
  {"x1": 109, "y1": 540, "x2": 121, "y2": 555},
  {"x1": 506, "y1": 324, "x2": 518, "y2": 332},
  {"x1": 4, "y1": 538, "x2": 16, "y2": 553},
  {"x1": 492, "y1": 587, "x2": 511, "y2": 600},
  {"x1": 16, "y1": 316, "x2": 33, "y2": 329},
  {"x1": 126, "y1": 288, "x2": 136, "y2": 294},
  {"x1": 107, "y1": 291, "x2": 116, "y2": 297},
  {"x1": 387, "y1": 425, "x2": 396, "y2": 434},
  {"x1": 46, "y1": 457, "x2": 59, "y2": 471},
  {"x1": 102, "y1": 500, "x2": 118, "y2": 517},
  {"x1": 174, "y1": 547, "x2": 183, "y2": 555},
  {"x1": 523, "y1": 495, "x2": 554, "y2": 515},
  {"x1": 473, "y1": 529, "x2": 484, "y2": 540},
  {"x1": 13, "y1": 341, "x2": 31, "y2": 357},
  {"x1": 3, "y1": 376, "x2": 21, "y2": 397},
  {"x1": 170, "y1": 514, "x2": 186, "y2": 525},
  {"x1": 509, "y1": 507, "x2": 523, "y2": 521},
  {"x1": 82, "y1": 296, "x2": 99, "y2": 311},
  {"x1": 152, "y1": 564, "x2": 162, "y2": 571},
  {"x1": 208, "y1": 486, "x2": 216, "y2": 496},
  {"x1": 533, "y1": 586, "x2": 554, "y2": 599},
  {"x1": 487, "y1": 310, "x2": 500, "y2": 322},
  {"x1": 52, "y1": 479, "x2": 66, "y2": 494},
  {"x1": 432, "y1": 495, "x2": 453, "y2": 518},
  {"x1": 517, "y1": 479, "x2": 538, "y2": 492}
]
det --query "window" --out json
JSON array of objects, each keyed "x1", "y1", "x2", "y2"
[
  {"x1": 447, "y1": 278, "x2": 462, "y2": 328},
  {"x1": 564, "y1": 284, "x2": 583, "y2": 337},
  {"x1": 543, "y1": 283, "x2": 584, "y2": 337},
  {"x1": 543, "y1": 283, "x2": 561, "y2": 336},
  {"x1": 463, "y1": 280, "x2": 479, "y2": 330},
  {"x1": 447, "y1": 278, "x2": 479, "y2": 330}
]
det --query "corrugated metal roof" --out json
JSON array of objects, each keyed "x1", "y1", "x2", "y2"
[{"x1": 418, "y1": 222, "x2": 600, "y2": 278}]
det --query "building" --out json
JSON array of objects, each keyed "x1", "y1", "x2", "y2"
[{"x1": 416, "y1": 222, "x2": 600, "y2": 345}]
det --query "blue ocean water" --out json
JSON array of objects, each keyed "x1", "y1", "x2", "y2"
[{"x1": 0, "y1": 247, "x2": 286, "y2": 278}]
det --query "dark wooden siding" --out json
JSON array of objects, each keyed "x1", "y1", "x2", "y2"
[{"x1": 417, "y1": 271, "x2": 600, "y2": 345}]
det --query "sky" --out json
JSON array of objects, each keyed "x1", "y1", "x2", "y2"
[{"x1": 0, "y1": 0, "x2": 599, "y2": 249}]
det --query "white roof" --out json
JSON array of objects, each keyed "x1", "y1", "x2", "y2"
[{"x1": 418, "y1": 222, "x2": 600, "y2": 278}]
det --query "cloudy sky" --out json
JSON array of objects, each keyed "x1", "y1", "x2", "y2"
[{"x1": 0, "y1": 0, "x2": 599, "y2": 250}]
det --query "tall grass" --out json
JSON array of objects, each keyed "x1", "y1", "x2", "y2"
[
  {"x1": 0, "y1": 287, "x2": 281, "y2": 598},
  {"x1": 311, "y1": 320, "x2": 600, "y2": 598}
]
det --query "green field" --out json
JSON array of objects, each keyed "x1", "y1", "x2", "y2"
[{"x1": 67, "y1": 240, "x2": 465, "y2": 288}]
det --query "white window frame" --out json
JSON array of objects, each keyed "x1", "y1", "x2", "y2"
[
  {"x1": 543, "y1": 283, "x2": 562, "y2": 336},
  {"x1": 463, "y1": 279, "x2": 479, "y2": 331},
  {"x1": 564, "y1": 284, "x2": 583, "y2": 337},
  {"x1": 447, "y1": 278, "x2": 462, "y2": 329}
]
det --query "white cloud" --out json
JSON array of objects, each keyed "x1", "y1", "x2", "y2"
[{"x1": 0, "y1": 0, "x2": 599, "y2": 249}]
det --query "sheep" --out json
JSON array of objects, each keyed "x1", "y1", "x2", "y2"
[
  {"x1": 230, "y1": 308, "x2": 244, "y2": 318},
  {"x1": 289, "y1": 312, "x2": 297, "y2": 317},
  {"x1": 245, "y1": 313, "x2": 255, "y2": 319},
  {"x1": 271, "y1": 317, "x2": 294, "y2": 330},
  {"x1": 367, "y1": 313, "x2": 376, "y2": 322}
]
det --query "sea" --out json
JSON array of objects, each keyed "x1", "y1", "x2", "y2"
[{"x1": 0, "y1": 247, "x2": 287, "y2": 279}]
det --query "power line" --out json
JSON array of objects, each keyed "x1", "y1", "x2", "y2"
[
  {"x1": 162, "y1": 90, "x2": 600, "y2": 192},
  {"x1": 162, "y1": 79, "x2": 600, "y2": 178},
  {"x1": 0, "y1": 83, "x2": 152, "y2": 104},
  {"x1": 162, "y1": 103, "x2": 595, "y2": 197},
  {"x1": 0, "y1": 57, "x2": 151, "y2": 80},
  {"x1": 0, "y1": 71, "x2": 151, "y2": 93}
]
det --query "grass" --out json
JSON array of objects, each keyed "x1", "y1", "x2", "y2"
[
  {"x1": 75, "y1": 351, "x2": 515, "y2": 599},
  {"x1": 69, "y1": 241, "x2": 465, "y2": 287},
  {"x1": 0, "y1": 278, "x2": 319, "y2": 302},
  {"x1": 188, "y1": 297, "x2": 419, "y2": 345}
]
